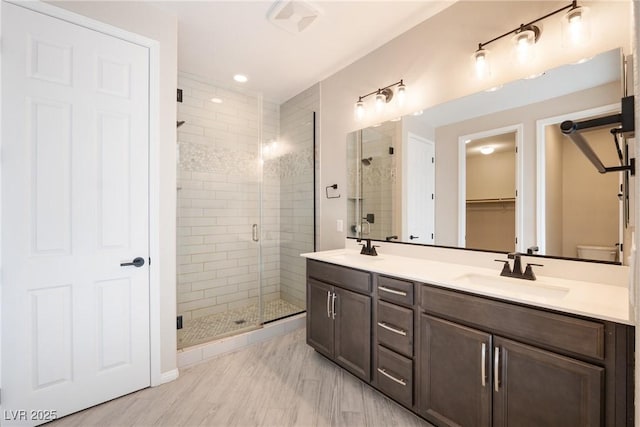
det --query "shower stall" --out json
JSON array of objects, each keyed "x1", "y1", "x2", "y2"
[{"x1": 176, "y1": 73, "x2": 317, "y2": 349}]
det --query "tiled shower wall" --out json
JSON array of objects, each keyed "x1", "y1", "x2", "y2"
[
  {"x1": 176, "y1": 73, "x2": 280, "y2": 322},
  {"x1": 278, "y1": 84, "x2": 319, "y2": 308}
]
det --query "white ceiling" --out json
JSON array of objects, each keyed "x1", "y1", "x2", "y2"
[{"x1": 154, "y1": 1, "x2": 455, "y2": 103}]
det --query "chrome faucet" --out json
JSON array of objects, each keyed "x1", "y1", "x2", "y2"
[
  {"x1": 495, "y1": 252, "x2": 543, "y2": 280},
  {"x1": 357, "y1": 238, "x2": 379, "y2": 256}
]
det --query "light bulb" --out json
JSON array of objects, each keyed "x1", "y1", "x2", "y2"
[
  {"x1": 375, "y1": 91, "x2": 386, "y2": 112},
  {"x1": 563, "y1": 6, "x2": 590, "y2": 47},
  {"x1": 512, "y1": 28, "x2": 536, "y2": 65},
  {"x1": 480, "y1": 146, "x2": 495, "y2": 155},
  {"x1": 472, "y1": 49, "x2": 490, "y2": 80},
  {"x1": 355, "y1": 99, "x2": 365, "y2": 120},
  {"x1": 396, "y1": 82, "x2": 406, "y2": 107}
]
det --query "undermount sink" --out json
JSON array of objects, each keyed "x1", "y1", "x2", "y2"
[
  {"x1": 327, "y1": 252, "x2": 383, "y2": 261},
  {"x1": 452, "y1": 273, "x2": 570, "y2": 299}
]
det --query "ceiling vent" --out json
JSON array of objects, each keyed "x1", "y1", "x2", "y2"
[{"x1": 268, "y1": 0, "x2": 321, "y2": 34}]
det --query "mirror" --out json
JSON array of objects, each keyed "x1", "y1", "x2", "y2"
[
  {"x1": 464, "y1": 130, "x2": 517, "y2": 252},
  {"x1": 347, "y1": 48, "x2": 629, "y2": 264}
]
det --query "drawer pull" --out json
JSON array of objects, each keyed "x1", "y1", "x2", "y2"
[
  {"x1": 377, "y1": 368, "x2": 407, "y2": 386},
  {"x1": 378, "y1": 286, "x2": 407, "y2": 297},
  {"x1": 377, "y1": 322, "x2": 407, "y2": 336}
]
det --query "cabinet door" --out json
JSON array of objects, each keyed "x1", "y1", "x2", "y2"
[
  {"x1": 334, "y1": 287, "x2": 372, "y2": 381},
  {"x1": 419, "y1": 314, "x2": 492, "y2": 427},
  {"x1": 306, "y1": 279, "x2": 334, "y2": 358},
  {"x1": 493, "y1": 336, "x2": 603, "y2": 427}
]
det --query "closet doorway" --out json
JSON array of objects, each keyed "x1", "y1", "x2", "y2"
[{"x1": 458, "y1": 125, "x2": 523, "y2": 252}]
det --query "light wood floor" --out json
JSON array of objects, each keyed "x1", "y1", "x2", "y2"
[{"x1": 50, "y1": 328, "x2": 433, "y2": 427}]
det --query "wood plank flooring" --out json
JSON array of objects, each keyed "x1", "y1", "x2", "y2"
[{"x1": 50, "y1": 328, "x2": 433, "y2": 427}]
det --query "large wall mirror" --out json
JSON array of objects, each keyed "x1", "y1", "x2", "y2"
[{"x1": 347, "y1": 48, "x2": 633, "y2": 264}]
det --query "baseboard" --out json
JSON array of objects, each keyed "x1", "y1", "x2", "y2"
[{"x1": 159, "y1": 368, "x2": 180, "y2": 385}]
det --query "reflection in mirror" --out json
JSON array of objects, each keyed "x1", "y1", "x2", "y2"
[
  {"x1": 346, "y1": 48, "x2": 629, "y2": 264},
  {"x1": 538, "y1": 105, "x2": 623, "y2": 262},
  {"x1": 465, "y1": 132, "x2": 516, "y2": 252}
]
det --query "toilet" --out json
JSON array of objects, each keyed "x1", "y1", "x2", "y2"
[{"x1": 576, "y1": 245, "x2": 618, "y2": 262}]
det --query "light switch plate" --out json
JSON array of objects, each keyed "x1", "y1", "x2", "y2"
[{"x1": 336, "y1": 219, "x2": 343, "y2": 232}]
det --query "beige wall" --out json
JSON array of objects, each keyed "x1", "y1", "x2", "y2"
[
  {"x1": 466, "y1": 149, "x2": 516, "y2": 201},
  {"x1": 545, "y1": 126, "x2": 565, "y2": 256},
  {"x1": 318, "y1": 1, "x2": 631, "y2": 251},
  {"x1": 53, "y1": 1, "x2": 178, "y2": 376},
  {"x1": 562, "y1": 127, "x2": 619, "y2": 258}
]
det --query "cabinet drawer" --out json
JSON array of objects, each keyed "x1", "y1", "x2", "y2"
[
  {"x1": 307, "y1": 259, "x2": 371, "y2": 294},
  {"x1": 376, "y1": 345, "x2": 413, "y2": 408},
  {"x1": 377, "y1": 275, "x2": 414, "y2": 306},
  {"x1": 377, "y1": 300, "x2": 413, "y2": 357},
  {"x1": 420, "y1": 285, "x2": 605, "y2": 360}
]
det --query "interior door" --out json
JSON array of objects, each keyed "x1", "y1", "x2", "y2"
[
  {"x1": 2, "y1": 3, "x2": 151, "y2": 423},
  {"x1": 405, "y1": 134, "x2": 435, "y2": 244}
]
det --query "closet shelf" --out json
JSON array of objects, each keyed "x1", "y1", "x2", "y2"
[{"x1": 466, "y1": 197, "x2": 516, "y2": 204}]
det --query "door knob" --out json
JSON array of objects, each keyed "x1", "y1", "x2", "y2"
[
  {"x1": 409, "y1": 235, "x2": 419, "y2": 240},
  {"x1": 120, "y1": 257, "x2": 145, "y2": 267}
]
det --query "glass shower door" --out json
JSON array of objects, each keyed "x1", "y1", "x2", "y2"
[{"x1": 176, "y1": 77, "x2": 265, "y2": 348}]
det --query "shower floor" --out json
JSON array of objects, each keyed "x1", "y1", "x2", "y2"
[{"x1": 178, "y1": 299, "x2": 304, "y2": 349}]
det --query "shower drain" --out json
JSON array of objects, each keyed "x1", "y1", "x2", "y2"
[{"x1": 234, "y1": 319, "x2": 246, "y2": 325}]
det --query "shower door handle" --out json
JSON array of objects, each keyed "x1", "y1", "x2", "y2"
[{"x1": 252, "y1": 224, "x2": 259, "y2": 242}]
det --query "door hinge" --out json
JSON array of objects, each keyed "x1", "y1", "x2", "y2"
[
  {"x1": 177, "y1": 315, "x2": 183, "y2": 330},
  {"x1": 431, "y1": 233, "x2": 434, "y2": 239},
  {"x1": 432, "y1": 157, "x2": 435, "y2": 163},
  {"x1": 148, "y1": 257, "x2": 151, "y2": 266},
  {"x1": 431, "y1": 193, "x2": 434, "y2": 200},
  {"x1": 177, "y1": 88, "x2": 183, "y2": 103}
]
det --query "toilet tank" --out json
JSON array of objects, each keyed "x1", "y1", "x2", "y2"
[{"x1": 576, "y1": 245, "x2": 617, "y2": 262}]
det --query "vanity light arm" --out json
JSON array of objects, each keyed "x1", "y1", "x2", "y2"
[
  {"x1": 357, "y1": 80, "x2": 405, "y2": 101},
  {"x1": 477, "y1": 1, "x2": 576, "y2": 50}
]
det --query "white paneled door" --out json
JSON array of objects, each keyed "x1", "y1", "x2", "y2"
[
  {"x1": 2, "y1": 3, "x2": 150, "y2": 425},
  {"x1": 405, "y1": 134, "x2": 435, "y2": 245}
]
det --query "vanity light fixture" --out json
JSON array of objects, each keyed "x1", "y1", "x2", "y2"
[
  {"x1": 472, "y1": 1, "x2": 589, "y2": 80},
  {"x1": 354, "y1": 79, "x2": 406, "y2": 120}
]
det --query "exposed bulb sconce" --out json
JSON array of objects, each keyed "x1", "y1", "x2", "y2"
[
  {"x1": 512, "y1": 24, "x2": 540, "y2": 65},
  {"x1": 472, "y1": 0, "x2": 589, "y2": 80},
  {"x1": 562, "y1": 3, "x2": 590, "y2": 47},
  {"x1": 354, "y1": 79, "x2": 406, "y2": 120}
]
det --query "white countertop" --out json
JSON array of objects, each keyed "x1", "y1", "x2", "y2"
[{"x1": 302, "y1": 248, "x2": 632, "y2": 325}]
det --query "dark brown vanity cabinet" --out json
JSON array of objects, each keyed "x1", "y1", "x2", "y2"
[
  {"x1": 306, "y1": 260, "x2": 372, "y2": 381},
  {"x1": 418, "y1": 284, "x2": 632, "y2": 427},
  {"x1": 374, "y1": 275, "x2": 416, "y2": 408},
  {"x1": 306, "y1": 259, "x2": 633, "y2": 426}
]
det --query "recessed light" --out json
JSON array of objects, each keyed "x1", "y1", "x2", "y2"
[
  {"x1": 480, "y1": 146, "x2": 495, "y2": 155},
  {"x1": 233, "y1": 74, "x2": 248, "y2": 83},
  {"x1": 412, "y1": 110, "x2": 424, "y2": 116},
  {"x1": 210, "y1": 97, "x2": 223, "y2": 104}
]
